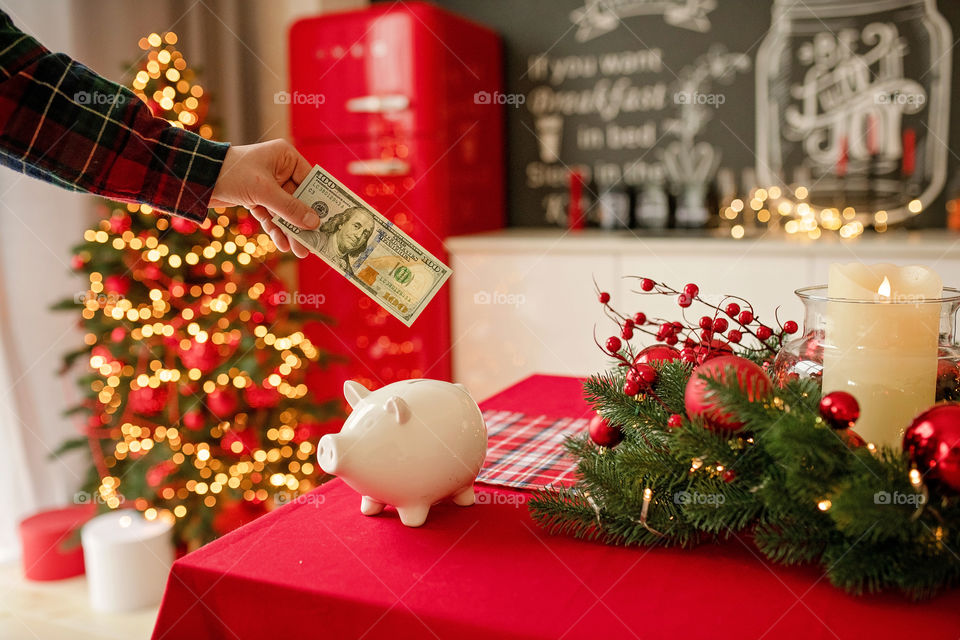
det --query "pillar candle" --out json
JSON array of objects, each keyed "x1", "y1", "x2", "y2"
[
  {"x1": 823, "y1": 263, "x2": 942, "y2": 447},
  {"x1": 81, "y1": 510, "x2": 174, "y2": 612}
]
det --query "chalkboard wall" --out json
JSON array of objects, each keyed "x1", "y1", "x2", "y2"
[{"x1": 375, "y1": 0, "x2": 960, "y2": 229}]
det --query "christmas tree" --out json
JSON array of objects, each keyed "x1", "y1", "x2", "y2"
[{"x1": 55, "y1": 31, "x2": 340, "y2": 549}]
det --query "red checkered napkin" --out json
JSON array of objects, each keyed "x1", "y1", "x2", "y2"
[{"x1": 476, "y1": 410, "x2": 586, "y2": 490}]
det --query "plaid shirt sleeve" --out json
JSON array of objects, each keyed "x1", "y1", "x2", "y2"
[{"x1": 0, "y1": 11, "x2": 229, "y2": 221}]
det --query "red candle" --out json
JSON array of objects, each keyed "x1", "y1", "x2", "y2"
[
  {"x1": 836, "y1": 136, "x2": 848, "y2": 177},
  {"x1": 568, "y1": 169, "x2": 585, "y2": 231},
  {"x1": 902, "y1": 128, "x2": 916, "y2": 177}
]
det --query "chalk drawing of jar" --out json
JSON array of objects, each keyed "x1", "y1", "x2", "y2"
[{"x1": 756, "y1": 0, "x2": 951, "y2": 224}]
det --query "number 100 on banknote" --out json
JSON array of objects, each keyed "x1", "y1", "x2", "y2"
[{"x1": 272, "y1": 165, "x2": 452, "y2": 327}]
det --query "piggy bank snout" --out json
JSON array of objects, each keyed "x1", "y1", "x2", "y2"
[{"x1": 317, "y1": 434, "x2": 340, "y2": 475}]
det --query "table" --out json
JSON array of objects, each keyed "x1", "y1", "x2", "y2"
[{"x1": 153, "y1": 375, "x2": 960, "y2": 639}]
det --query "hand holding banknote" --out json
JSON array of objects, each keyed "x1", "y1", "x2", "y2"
[
  {"x1": 210, "y1": 140, "x2": 319, "y2": 258},
  {"x1": 271, "y1": 165, "x2": 452, "y2": 326}
]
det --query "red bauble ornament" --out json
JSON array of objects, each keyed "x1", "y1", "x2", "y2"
[
  {"x1": 169, "y1": 216, "x2": 198, "y2": 234},
  {"x1": 103, "y1": 274, "x2": 131, "y2": 297},
  {"x1": 841, "y1": 429, "x2": 866, "y2": 448},
  {"x1": 623, "y1": 379, "x2": 641, "y2": 396},
  {"x1": 71, "y1": 254, "x2": 86, "y2": 270},
  {"x1": 237, "y1": 217, "x2": 259, "y2": 236},
  {"x1": 146, "y1": 460, "x2": 177, "y2": 488},
  {"x1": 722, "y1": 469, "x2": 737, "y2": 483},
  {"x1": 589, "y1": 414, "x2": 623, "y2": 447},
  {"x1": 903, "y1": 404, "x2": 960, "y2": 492},
  {"x1": 634, "y1": 345, "x2": 681, "y2": 365},
  {"x1": 244, "y1": 383, "x2": 281, "y2": 409},
  {"x1": 128, "y1": 386, "x2": 168, "y2": 416},
  {"x1": 177, "y1": 339, "x2": 221, "y2": 373},
  {"x1": 695, "y1": 338, "x2": 733, "y2": 364},
  {"x1": 109, "y1": 214, "x2": 131, "y2": 235},
  {"x1": 182, "y1": 410, "x2": 206, "y2": 430},
  {"x1": 819, "y1": 391, "x2": 860, "y2": 430},
  {"x1": 667, "y1": 414, "x2": 683, "y2": 429},
  {"x1": 684, "y1": 355, "x2": 772, "y2": 432},
  {"x1": 110, "y1": 327, "x2": 126, "y2": 343},
  {"x1": 206, "y1": 388, "x2": 238, "y2": 418},
  {"x1": 141, "y1": 264, "x2": 163, "y2": 281}
]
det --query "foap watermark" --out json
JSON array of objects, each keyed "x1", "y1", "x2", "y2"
[
  {"x1": 271, "y1": 290, "x2": 327, "y2": 307},
  {"x1": 673, "y1": 490, "x2": 725, "y2": 506},
  {"x1": 274, "y1": 90, "x2": 326, "y2": 107},
  {"x1": 75, "y1": 91, "x2": 123, "y2": 106},
  {"x1": 74, "y1": 490, "x2": 124, "y2": 506},
  {"x1": 673, "y1": 90, "x2": 725, "y2": 108},
  {"x1": 874, "y1": 490, "x2": 926, "y2": 506},
  {"x1": 74, "y1": 291, "x2": 125, "y2": 306},
  {"x1": 274, "y1": 491, "x2": 326, "y2": 507},
  {"x1": 874, "y1": 90, "x2": 926, "y2": 108},
  {"x1": 474, "y1": 90, "x2": 525, "y2": 107},
  {"x1": 475, "y1": 492, "x2": 528, "y2": 507},
  {"x1": 473, "y1": 290, "x2": 526, "y2": 308}
]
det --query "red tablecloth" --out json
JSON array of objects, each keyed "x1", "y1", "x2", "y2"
[{"x1": 153, "y1": 375, "x2": 960, "y2": 639}]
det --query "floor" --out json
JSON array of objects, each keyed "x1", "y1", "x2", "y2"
[{"x1": 0, "y1": 562, "x2": 158, "y2": 640}]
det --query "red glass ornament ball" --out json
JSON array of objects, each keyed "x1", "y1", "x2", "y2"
[
  {"x1": 103, "y1": 275, "x2": 131, "y2": 296},
  {"x1": 903, "y1": 404, "x2": 960, "y2": 492},
  {"x1": 819, "y1": 391, "x2": 860, "y2": 429},
  {"x1": 182, "y1": 410, "x2": 206, "y2": 430},
  {"x1": 635, "y1": 345, "x2": 681, "y2": 365},
  {"x1": 589, "y1": 415, "x2": 623, "y2": 448},
  {"x1": 667, "y1": 414, "x2": 683, "y2": 429},
  {"x1": 722, "y1": 469, "x2": 737, "y2": 483},
  {"x1": 623, "y1": 379, "x2": 641, "y2": 396},
  {"x1": 70, "y1": 254, "x2": 86, "y2": 270},
  {"x1": 684, "y1": 355, "x2": 773, "y2": 432}
]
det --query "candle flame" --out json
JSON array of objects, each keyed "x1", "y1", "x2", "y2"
[{"x1": 877, "y1": 276, "x2": 891, "y2": 299}]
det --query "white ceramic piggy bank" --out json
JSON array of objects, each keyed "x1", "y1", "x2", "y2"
[{"x1": 317, "y1": 379, "x2": 488, "y2": 527}]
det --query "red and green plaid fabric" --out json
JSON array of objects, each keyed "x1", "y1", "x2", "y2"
[
  {"x1": 477, "y1": 410, "x2": 584, "y2": 490},
  {"x1": 0, "y1": 11, "x2": 228, "y2": 221}
]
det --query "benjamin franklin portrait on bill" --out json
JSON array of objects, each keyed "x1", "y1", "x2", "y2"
[{"x1": 296, "y1": 206, "x2": 375, "y2": 274}]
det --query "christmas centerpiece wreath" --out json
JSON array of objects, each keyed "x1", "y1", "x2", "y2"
[{"x1": 529, "y1": 277, "x2": 960, "y2": 599}]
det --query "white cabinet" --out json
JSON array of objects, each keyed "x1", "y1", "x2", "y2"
[{"x1": 447, "y1": 229, "x2": 960, "y2": 401}]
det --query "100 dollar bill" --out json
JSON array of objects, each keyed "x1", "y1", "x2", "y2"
[{"x1": 272, "y1": 165, "x2": 451, "y2": 327}]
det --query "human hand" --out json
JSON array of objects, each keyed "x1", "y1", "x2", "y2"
[{"x1": 209, "y1": 139, "x2": 316, "y2": 258}]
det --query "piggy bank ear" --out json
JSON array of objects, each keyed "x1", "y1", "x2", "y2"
[
  {"x1": 384, "y1": 397, "x2": 410, "y2": 424},
  {"x1": 343, "y1": 380, "x2": 370, "y2": 408}
]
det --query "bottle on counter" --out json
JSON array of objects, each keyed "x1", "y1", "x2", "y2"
[{"x1": 634, "y1": 177, "x2": 671, "y2": 229}]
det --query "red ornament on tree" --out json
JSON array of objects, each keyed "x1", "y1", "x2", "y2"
[
  {"x1": 103, "y1": 274, "x2": 131, "y2": 297},
  {"x1": 903, "y1": 404, "x2": 960, "y2": 493},
  {"x1": 236, "y1": 216, "x2": 259, "y2": 236},
  {"x1": 684, "y1": 355, "x2": 772, "y2": 431},
  {"x1": 244, "y1": 383, "x2": 281, "y2": 409},
  {"x1": 128, "y1": 386, "x2": 168, "y2": 416},
  {"x1": 819, "y1": 391, "x2": 860, "y2": 429},
  {"x1": 589, "y1": 414, "x2": 623, "y2": 447},
  {"x1": 71, "y1": 254, "x2": 86, "y2": 270},
  {"x1": 634, "y1": 345, "x2": 681, "y2": 365},
  {"x1": 169, "y1": 216, "x2": 198, "y2": 234},
  {"x1": 206, "y1": 388, "x2": 238, "y2": 418},
  {"x1": 109, "y1": 214, "x2": 131, "y2": 235},
  {"x1": 177, "y1": 338, "x2": 221, "y2": 373},
  {"x1": 182, "y1": 410, "x2": 206, "y2": 430},
  {"x1": 220, "y1": 427, "x2": 260, "y2": 457}
]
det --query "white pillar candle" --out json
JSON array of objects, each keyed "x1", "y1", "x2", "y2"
[
  {"x1": 823, "y1": 263, "x2": 942, "y2": 448},
  {"x1": 81, "y1": 510, "x2": 174, "y2": 612}
]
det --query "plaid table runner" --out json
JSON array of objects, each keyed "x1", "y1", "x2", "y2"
[{"x1": 476, "y1": 410, "x2": 586, "y2": 490}]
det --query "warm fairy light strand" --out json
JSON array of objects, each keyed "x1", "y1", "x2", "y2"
[{"x1": 718, "y1": 184, "x2": 924, "y2": 240}]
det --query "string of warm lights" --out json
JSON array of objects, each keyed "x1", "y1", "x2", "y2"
[{"x1": 717, "y1": 184, "x2": 925, "y2": 240}]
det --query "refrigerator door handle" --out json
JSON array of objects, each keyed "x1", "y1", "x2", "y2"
[
  {"x1": 345, "y1": 94, "x2": 410, "y2": 113},
  {"x1": 346, "y1": 159, "x2": 411, "y2": 176}
]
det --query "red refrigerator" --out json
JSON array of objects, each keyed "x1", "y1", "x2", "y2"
[{"x1": 288, "y1": 2, "x2": 504, "y2": 392}]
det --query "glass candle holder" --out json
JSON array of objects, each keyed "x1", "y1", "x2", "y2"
[{"x1": 773, "y1": 285, "x2": 960, "y2": 447}]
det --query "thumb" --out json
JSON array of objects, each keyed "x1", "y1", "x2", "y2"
[{"x1": 258, "y1": 182, "x2": 320, "y2": 229}]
